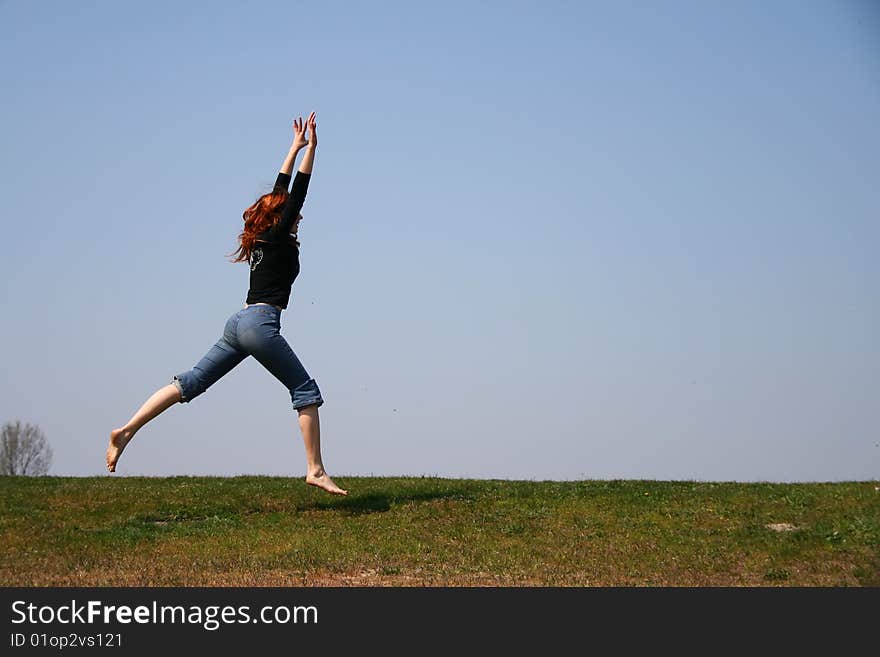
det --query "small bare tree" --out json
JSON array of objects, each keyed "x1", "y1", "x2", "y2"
[{"x1": 0, "y1": 420, "x2": 53, "y2": 476}]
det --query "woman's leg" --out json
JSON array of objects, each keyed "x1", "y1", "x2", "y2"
[
  {"x1": 106, "y1": 384, "x2": 181, "y2": 472},
  {"x1": 238, "y1": 308, "x2": 346, "y2": 495},
  {"x1": 107, "y1": 313, "x2": 247, "y2": 472},
  {"x1": 298, "y1": 404, "x2": 348, "y2": 495}
]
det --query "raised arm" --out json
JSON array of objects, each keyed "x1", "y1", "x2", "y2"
[
  {"x1": 298, "y1": 113, "x2": 317, "y2": 174},
  {"x1": 270, "y1": 113, "x2": 317, "y2": 237},
  {"x1": 273, "y1": 113, "x2": 310, "y2": 189}
]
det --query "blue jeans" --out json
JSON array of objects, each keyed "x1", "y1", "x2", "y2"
[{"x1": 171, "y1": 305, "x2": 323, "y2": 410}]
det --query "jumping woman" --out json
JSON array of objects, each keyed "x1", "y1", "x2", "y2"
[{"x1": 106, "y1": 112, "x2": 347, "y2": 495}]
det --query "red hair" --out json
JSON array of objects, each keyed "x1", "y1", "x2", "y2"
[{"x1": 228, "y1": 189, "x2": 290, "y2": 263}]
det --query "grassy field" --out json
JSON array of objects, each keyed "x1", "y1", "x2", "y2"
[{"x1": 1, "y1": 476, "x2": 878, "y2": 586}]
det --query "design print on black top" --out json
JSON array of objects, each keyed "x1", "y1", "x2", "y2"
[{"x1": 250, "y1": 247, "x2": 264, "y2": 271}]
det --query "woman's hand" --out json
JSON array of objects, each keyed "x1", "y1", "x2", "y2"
[
  {"x1": 297, "y1": 112, "x2": 317, "y2": 174},
  {"x1": 292, "y1": 115, "x2": 309, "y2": 151},
  {"x1": 306, "y1": 112, "x2": 317, "y2": 149}
]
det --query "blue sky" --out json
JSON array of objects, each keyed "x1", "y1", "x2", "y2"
[{"x1": 1, "y1": 0, "x2": 877, "y2": 481}]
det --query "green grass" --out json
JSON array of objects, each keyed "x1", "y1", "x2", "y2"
[{"x1": 1, "y1": 476, "x2": 878, "y2": 586}]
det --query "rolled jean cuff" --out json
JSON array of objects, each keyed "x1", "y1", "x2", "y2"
[
  {"x1": 291, "y1": 377, "x2": 324, "y2": 410},
  {"x1": 171, "y1": 375, "x2": 190, "y2": 403}
]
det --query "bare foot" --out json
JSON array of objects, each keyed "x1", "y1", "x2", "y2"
[
  {"x1": 306, "y1": 469, "x2": 348, "y2": 496},
  {"x1": 106, "y1": 428, "x2": 134, "y2": 473}
]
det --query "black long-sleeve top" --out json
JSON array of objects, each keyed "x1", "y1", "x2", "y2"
[{"x1": 244, "y1": 170, "x2": 311, "y2": 309}]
